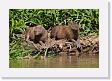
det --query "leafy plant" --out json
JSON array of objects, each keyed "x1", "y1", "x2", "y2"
[{"x1": 9, "y1": 9, "x2": 99, "y2": 59}]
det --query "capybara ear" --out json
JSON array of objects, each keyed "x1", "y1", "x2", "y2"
[
  {"x1": 68, "y1": 20, "x2": 77, "y2": 30},
  {"x1": 68, "y1": 20, "x2": 73, "y2": 26},
  {"x1": 71, "y1": 20, "x2": 77, "y2": 25},
  {"x1": 68, "y1": 20, "x2": 77, "y2": 26}
]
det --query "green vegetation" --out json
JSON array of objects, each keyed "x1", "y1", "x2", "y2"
[{"x1": 9, "y1": 9, "x2": 99, "y2": 59}]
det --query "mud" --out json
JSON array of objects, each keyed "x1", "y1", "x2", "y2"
[
  {"x1": 10, "y1": 34, "x2": 99, "y2": 68},
  {"x1": 21, "y1": 34, "x2": 99, "y2": 58}
]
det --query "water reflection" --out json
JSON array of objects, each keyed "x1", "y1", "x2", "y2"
[{"x1": 9, "y1": 55, "x2": 99, "y2": 68}]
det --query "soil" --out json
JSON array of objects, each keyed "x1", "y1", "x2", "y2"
[
  {"x1": 10, "y1": 34, "x2": 99, "y2": 68},
  {"x1": 20, "y1": 34, "x2": 99, "y2": 58}
]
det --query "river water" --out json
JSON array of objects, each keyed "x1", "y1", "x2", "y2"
[{"x1": 9, "y1": 55, "x2": 99, "y2": 68}]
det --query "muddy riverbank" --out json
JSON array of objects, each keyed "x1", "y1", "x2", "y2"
[{"x1": 9, "y1": 35, "x2": 99, "y2": 68}]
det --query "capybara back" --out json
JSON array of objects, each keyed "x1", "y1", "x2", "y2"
[
  {"x1": 50, "y1": 21, "x2": 79, "y2": 41},
  {"x1": 25, "y1": 25, "x2": 48, "y2": 44}
]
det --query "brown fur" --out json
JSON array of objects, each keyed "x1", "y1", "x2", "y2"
[
  {"x1": 25, "y1": 25, "x2": 48, "y2": 44},
  {"x1": 51, "y1": 21, "x2": 79, "y2": 41},
  {"x1": 50, "y1": 21, "x2": 81, "y2": 50}
]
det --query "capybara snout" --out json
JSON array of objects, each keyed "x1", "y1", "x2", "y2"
[
  {"x1": 50, "y1": 21, "x2": 81, "y2": 51},
  {"x1": 25, "y1": 25, "x2": 48, "y2": 44},
  {"x1": 50, "y1": 21, "x2": 79, "y2": 41}
]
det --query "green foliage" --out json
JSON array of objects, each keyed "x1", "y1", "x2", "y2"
[
  {"x1": 9, "y1": 34, "x2": 32, "y2": 59},
  {"x1": 9, "y1": 9, "x2": 99, "y2": 36},
  {"x1": 9, "y1": 9, "x2": 99, "y2": 59}
]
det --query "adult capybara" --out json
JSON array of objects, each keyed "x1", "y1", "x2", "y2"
[
  {"x1": 50, "y1": 21, "x2": 81, "y2": 51},
  {"x1": 25, "y1": 25, "x2": 48, "y2": 44}
]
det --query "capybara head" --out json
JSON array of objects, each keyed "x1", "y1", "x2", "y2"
[
  {"x1": 25, "y1": 25, "x2": 48, "y2": 44},
  {"x1": 68, "y1": 21, "x2": 79, "y2": 31}
]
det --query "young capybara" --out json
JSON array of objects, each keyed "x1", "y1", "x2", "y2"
[
  {"x1": 25, "y1": 25, "x2": 48, "y2": 46},
  {"x1": 50, "y1": 21, "x2": 81, "y2": 52}
]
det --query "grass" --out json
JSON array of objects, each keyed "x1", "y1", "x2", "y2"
[{"x1": 9, "y1": 9, "x2": 99, "y2": 59}]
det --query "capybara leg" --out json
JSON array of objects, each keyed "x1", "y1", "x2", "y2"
[
  {"x1": 76, "y1": 39, "x2": 81, "y2": 48},
  {"x1": 71, "y1": 39, "x2": 81, "y2": 52}
]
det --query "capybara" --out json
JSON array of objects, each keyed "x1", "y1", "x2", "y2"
[
  {"x1": 25, "y1": 25, "x2": 48, "y2": 46},
  {"x1": 50, "y1": 21, "x2": 81, "y2": 52}
]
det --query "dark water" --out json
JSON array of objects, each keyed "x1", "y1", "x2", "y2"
[{"x1": 9, "y1": 55, "x2": 99, "y2": 68}]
